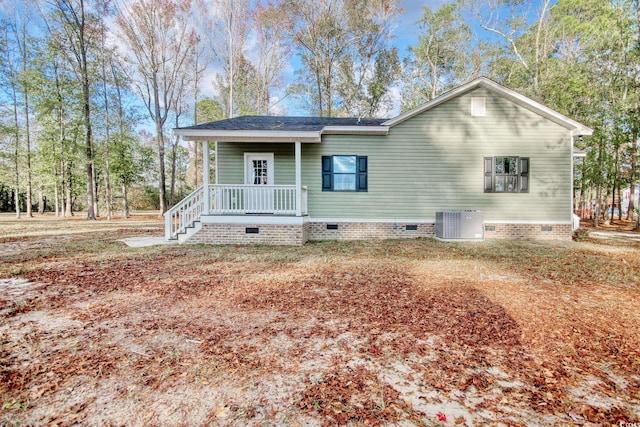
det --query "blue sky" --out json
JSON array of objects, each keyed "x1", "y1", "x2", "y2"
[{"x1": 396, "y1": 0, "x2": 448, "y2": 53}]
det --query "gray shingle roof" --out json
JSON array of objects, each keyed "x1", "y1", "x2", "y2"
[{"x1": 177, "y1": 116, "x2": 389, "y2": 131}]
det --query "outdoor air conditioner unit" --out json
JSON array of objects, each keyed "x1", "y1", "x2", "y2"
[{"x1": 435, "y1": 211, "x2": 484, "y2": 240}]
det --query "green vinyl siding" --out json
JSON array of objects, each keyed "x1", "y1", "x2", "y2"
[
  {"x1": 217, "y1": 142, "x2": 295, "y2": 185},
  {"x1": 215, "y1": 87, "x2": 573, "y2": 223}
]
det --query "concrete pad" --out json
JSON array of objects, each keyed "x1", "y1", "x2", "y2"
[{"x1": 118, "y1": 236, "x2": 178, "y2": 248}]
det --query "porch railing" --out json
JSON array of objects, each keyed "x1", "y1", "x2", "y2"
[
  {"x1": 164, "y1": 185, "x2": 205, "y2": 240},
  {"x1": 210, "y1": 184, "x2": 308, "y2": 215},
  {"x1": 165, "y1": 184, "x2": 309, "y2": 239}
]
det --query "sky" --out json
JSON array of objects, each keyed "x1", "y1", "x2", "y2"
[{"x1": 396, "y1": 0, "x2": 447, "y2": 51}]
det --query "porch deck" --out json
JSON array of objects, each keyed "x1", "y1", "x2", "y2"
[{"x1": 165, "y1": 184, "x2": 308, "y2": 240}]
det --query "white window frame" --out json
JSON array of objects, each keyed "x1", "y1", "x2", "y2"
[{"x1": 471, "y1": 97, "x2": 486, "y2": 116}]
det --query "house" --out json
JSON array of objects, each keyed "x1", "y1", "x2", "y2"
[{"x1": 167, "y1": 77, "x2": 593, "y2": 245}]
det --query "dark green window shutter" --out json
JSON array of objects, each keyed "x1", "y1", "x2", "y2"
[
  {"x1": 322, "y1": 156, "x2": 333, "y2": 191},
  {"x1": 519, "y1": 157, "x2": 529, "y2": 192},
  {"x1": 484, "y1": 157, "x2": 493, "y2": 192},
  {"x1": 356, "y1": 156, "x2": 368, "y2": 192}
]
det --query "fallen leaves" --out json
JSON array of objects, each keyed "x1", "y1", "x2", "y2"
[{"x1": 1, "y1": 234, "x2": 640, "y2": 425}]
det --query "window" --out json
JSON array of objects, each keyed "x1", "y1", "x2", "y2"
[
  {"x1": 322, "y1": 155, "x2": 367, "y2": 192},
  {"x1": 484, "y1": 157, "x2": 529, "y2": 193}
]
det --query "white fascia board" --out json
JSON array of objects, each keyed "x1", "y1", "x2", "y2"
[
  {"x1": 321, "y1": 126, "x2": 389, "y2": 135},
  {"x1": 175, "y1": 129, "x2": 321, "y2": 143},
  {"x1": 383, "y1": 77, "x2": 594, "y2": 135},
  {"x1": 201, "y1": 215, "x2": 309, "y2": 225},
  {"x1": 310, "y1": 218, "x2": 436, "y2": 223}
]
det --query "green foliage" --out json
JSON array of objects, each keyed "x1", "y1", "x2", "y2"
[
  {"x1": 196, "y1": 98, "x2": 224, "y2": 124},
  {"x1": 403, "y1": 1, "x2": 473, "y2": 109}
]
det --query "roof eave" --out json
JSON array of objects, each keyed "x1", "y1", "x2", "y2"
[
  {"x1": 174, "y1": 129, "x2": 322, "y2": 143},
  {"x1": 322, "y1": 125, "x2": 389, "y2": 135}
]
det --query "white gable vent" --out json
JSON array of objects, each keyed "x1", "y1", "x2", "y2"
[{"x1": 471, "y1": 97, "x2": 486, "y2": 116}]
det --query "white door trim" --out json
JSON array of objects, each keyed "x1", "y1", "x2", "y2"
[
  {"x1": 244, "y1": 152, "x2": 275, "y2": 185},
  {"x1": 244, "y1": 153, "x2": 275, "y2": 213}
]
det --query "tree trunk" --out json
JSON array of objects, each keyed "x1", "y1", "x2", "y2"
[
  {"x1": 610, "y1": 180, "x2": 616, "y2": 224},
  {"x1": 54, "y1": 181, "x2": 60, "y2": 217},
  {"x1": 65, "y1": 162, "x2": 73, "y2": 217},
  {"x1": 122, "y1": 182, "x2": 129, "y2": 219},
  {"x1": 38, "y1": 189, "x2": 44, "y2": 214},
  {"x1": 23, "y1": 86, "x2": 32, "y2": 217},
  {"x1": 76, "y1": 0, "x2": 96, "y2": 220},
  {"x1": 102, "y1": 29, "x2": 112, "y2": 221},
  {"x1": 153, "y1": 68, "x2": 168, "y2": 214},
  {"x1": 156, "y1": 120, "x2": 167, "y2": 215},
  {"x1": 13, "y1": 137, "x2": 20, "y2": 219},
  {"x1": 595, "y1": 184, "x2": 601, "y2": 227},
  {"x1": 10, "y1": 69, "x2": 20, "y2": 219},
  {"x1": 628, "y1": 119, "x2": 638, "y2": 220}
]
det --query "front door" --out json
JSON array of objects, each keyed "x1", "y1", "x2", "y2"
[{"x1": 244, "y1": 153, "x2": 274, "y2": 213}]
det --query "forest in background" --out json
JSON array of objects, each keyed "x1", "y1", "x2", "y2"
[{"x1": 0, "y1": 0, "x2": 638, "y2": 227}]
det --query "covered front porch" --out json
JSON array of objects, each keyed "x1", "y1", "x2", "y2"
[{"x1": 164, "y1": 139, "x2": 309, "y2": 241}]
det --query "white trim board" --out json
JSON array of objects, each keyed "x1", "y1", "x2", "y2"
[
  {"x1": 310, "y1": 218, "x2": 435, "y2": 223},
  {"x1": 310, "y1": 218, "x2": 572, "y2": 225},
  {"x1": 201, "y1": 215, "x2": 309, "y2": 225}
]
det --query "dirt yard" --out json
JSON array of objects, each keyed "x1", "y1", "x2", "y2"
[{"x1": 1, "y1": 216, "x2": 639, "y2": 426}]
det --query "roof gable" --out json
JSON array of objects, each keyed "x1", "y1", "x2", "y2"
[{"x1": 383, "y1": 77, "x2": 593, "y2": 136}]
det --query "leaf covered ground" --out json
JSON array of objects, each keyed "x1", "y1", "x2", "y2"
[{"x1": 1, "y1": 217, "x2": 639, "y2": 426}]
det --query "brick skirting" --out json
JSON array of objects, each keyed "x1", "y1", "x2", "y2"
[
  {"x1": 483, "y1": 223, "x2": 572, "y2": 240},
  {"x1": 185, "y1": 221, "x2": 572, "y2": 245},
  {"x1": 308, "y1": 221, "x2": 435, "y2": 241},
  {"x1": 186, "y1": 223, "x2": 306, "y2": 245}
]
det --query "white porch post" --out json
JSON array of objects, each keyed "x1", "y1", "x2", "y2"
[
  {"x1": 203, "y1": 141, "x2": 211, "y2": 214},
  {"x1": 295, "y1": 141, "x2": 302, "y2": 216},
  {"x1": 214, "y1": 141, "x2": 218, "y2": 185}
]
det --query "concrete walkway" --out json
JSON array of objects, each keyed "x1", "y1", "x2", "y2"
[{"x1": 118, "y1": 236, "x2": 178, "y2": 248}]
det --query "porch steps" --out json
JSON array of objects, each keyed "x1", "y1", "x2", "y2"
[{"x1": 177, "y1": 220, "x2": 202, "y2": 244}]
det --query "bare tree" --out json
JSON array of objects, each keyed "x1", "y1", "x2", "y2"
[
  {"x1": 8, "y1": 0, "x2": 34, "y2": 217},
  {"x1": 286, "y1": 0, "x2": 401, "y2": 117},
  {"x1": 116, "y1": 0, "x2": 196, "y2": 214},
  {"x1": 198, "y1": 0, "x2": 250, "y2": 118},
  {"x1": 464, "y1": 0, "x2": 552, "y2": 96},
  {"x1": 53, "y1": 0, "x2": 98, "y2": 220},
  {"x1": 252, "y1": 0, "x2": 292, "y2": 115}
]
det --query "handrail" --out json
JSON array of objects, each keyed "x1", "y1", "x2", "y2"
[
  {"x1": 211, "y1": 184, "x2": 299, "y2": 215},
  {"x1": 166, "y1": 184, "x2": 308, "y2": 240},
  {"x1": 164, "y1": 185, "x2": 205, "y2": 239}
]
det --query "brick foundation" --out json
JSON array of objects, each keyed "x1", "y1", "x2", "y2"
[
  {"x1": 186, "y1": 223, "x2": 306, "y2": 245},
  {"x1": 308, "y1": 221, "x2": 435, "y2": 241},
  {"x1": 185, "y1": 220, "x2": 573, "y2": 245},
  {"x1": 482, "y1": 223, "x2": 572, "y2": 241}
]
